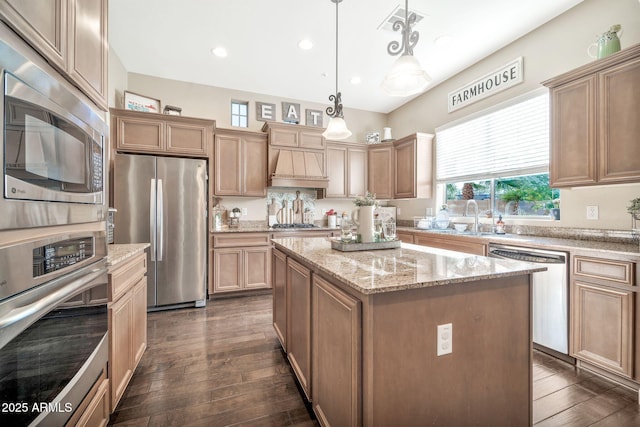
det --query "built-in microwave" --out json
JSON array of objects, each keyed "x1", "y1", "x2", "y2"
[{"x1": 0, "y1": 22, "x2": 107, "y2": 230}]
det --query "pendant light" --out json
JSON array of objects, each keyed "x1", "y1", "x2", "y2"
[
  {"x1": 381, "y1": 0, "x2": 431, "y2": 96},
  {"x1": 322, "y1": 0, "x2": 352, "y2": 140}
]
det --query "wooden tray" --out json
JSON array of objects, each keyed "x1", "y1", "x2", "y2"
[{"x1": 330, "y1": 238, "x2": 401, "y2": 252}]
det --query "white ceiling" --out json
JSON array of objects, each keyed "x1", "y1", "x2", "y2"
[{"x1": 109, "y1": 0, "x2": 583, "y2": 114}]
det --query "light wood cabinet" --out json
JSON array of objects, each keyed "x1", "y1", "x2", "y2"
[
  {"x1": 393, "y1": 133, "x2": 433, "y2": 199},
  {"x1": 543, "y1": 44, "x2": 640, "y2": 187},
  {"x1": 0, "y1": 0, "x2": 108, "y2": 110},
  {"x1": 211, "y1": 233, "x2": 271, "y2": 294},
  {"x1": 414, "y1": 233, "x2": 487, "y2": 255},
  {"x1": 396, "y1": 230, "x2": 415, "y2": 244},
  {"x1": 326, "y1": 142, "x2": 367, "y2": 198},
  {"x1": 108, "y1": 252, "x2": 148, "y2": 412},
  {"x1": 367, "y1": 143, "x2": 394, "y2": 200},
  {"x1": 263, "y1": 121, "x2": 325, "y2": 149},
  {"x1": 111, "y1": 108, "x2": 214, "y2": 157},
  {"x1": 312, "y1": 274, "x2": 361, "y2": 427},
  {"x1": 287, "y1": 257, "x2": 312, "y2": 400},
  {"x1": 67, "y1": 370, "x2": 109, "y2": 427},
  {"x1": 214, "y1": 129, "x2": 267, "y2": 197},
  {"x1": 571, "y1": 256, "x2": 636, "y2": 379},
  {"x1": 272, "y1": 248, "x2": 288, "y2": 350}
]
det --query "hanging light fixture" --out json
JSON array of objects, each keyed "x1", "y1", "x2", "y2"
[
  {"x1": 322, "y1": 0, "x2": 352, "y2": 140},
  {"x1": 381, "y1": 0, "x2": 431, "y2": 96}
]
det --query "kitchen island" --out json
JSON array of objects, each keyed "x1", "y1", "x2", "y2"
[{"x1": 272, "y1": 237, "x2": 545, "y2": 427}]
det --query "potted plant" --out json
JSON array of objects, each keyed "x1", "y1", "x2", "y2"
[{"x1": 627, "y1": 198, "x2": 640, "y2": 219}]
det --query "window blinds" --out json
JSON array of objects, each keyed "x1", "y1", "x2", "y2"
[{"x1": 435, "y1": 91, "x2": 549, "y2": 183}]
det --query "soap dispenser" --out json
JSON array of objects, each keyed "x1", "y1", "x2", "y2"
[{"x1": 496, "y1": 215, "x2": 505, "y2": 234}]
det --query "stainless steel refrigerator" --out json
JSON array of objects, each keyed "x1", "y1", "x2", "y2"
[{"x1": 114, "y1": 153, "x2": 207, "y2": 309}]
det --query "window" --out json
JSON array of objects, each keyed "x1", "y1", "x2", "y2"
[
  {"x1": 231, "y1": 100, "x2": 248, "y2": 127},
  {"x1": 436, "y1": 90, "x2": 558, "y2": 217}
]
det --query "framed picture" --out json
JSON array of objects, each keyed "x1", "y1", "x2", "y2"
[
  {"x1": 124, "y1": 91, "x2": 161, "y2": 113},
  {"x1": 365, "y1": 131, "x2": 380, "y2": 144}
]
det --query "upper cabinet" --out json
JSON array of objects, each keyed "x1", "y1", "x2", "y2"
[
  {"x1": 366, "y1": 133, "x2": 433, "y2": 200},
  {"x1": 214, "y1": 129, "x2": 267, "y2": 197},
  {"x1": 367, "y1": 142, "x2": 394, "y2": 200},
  {"x1": 0, "y1": 0, "x2": 109, "y2": 110},
  {"x1": 326, "y1": 142, "x2": 367, "y2": 198},
  {"x1": 111, "y1": 108, "x2": 214, "y2": 158},
  {"x1": 393, "y1": 133, "x2": 433, "y2": 199},
  {"x1": 543, "y1": 44, "x2": 640, "y2": 187}
]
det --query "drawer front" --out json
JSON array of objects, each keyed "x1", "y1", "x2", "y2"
[
  {"x1": 108, "y1": 252, "x2": 147, "y2": 302},
  {"x1": 574, "y1": 256, "x2": 634, "y2": 285},
  {"x1": 213, "y1": 232, "x2": 270, "y2": 248}
]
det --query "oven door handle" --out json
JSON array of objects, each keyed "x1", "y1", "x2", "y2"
[{"x1": 0, "y1": 264, "x2": 107, "y2": 348}]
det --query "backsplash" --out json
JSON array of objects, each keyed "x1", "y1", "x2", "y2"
[{"x1": 267, "y1": 188, "x2": 317, "y2": 224}]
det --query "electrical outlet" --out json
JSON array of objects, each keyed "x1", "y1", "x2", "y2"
[
  {"x1": 241, "y1": 207, "x2": 248, "y2": 216},
  {"x1": 437, "y1": 323, "x2": 453, "y2": 356},
  {"x1": 586, "y1": 205, "x2": 599, "y2": 220},
  {"x1": 397, "y1": 208, "x2": 401, "y2": 216}
]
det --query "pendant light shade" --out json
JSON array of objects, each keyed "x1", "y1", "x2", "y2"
[
  {"x1": 323, "y1": 0, "x2": 352, "y2": 140},
  {"x1": 323, "y1": 116, "x2": 352, "y2": 139},
  {"x1": 381, "y1": 54, "x2": 431, "y2": 96},
  {"x1": 382, "y1": 0, "x2": 431, "y2": 97}
]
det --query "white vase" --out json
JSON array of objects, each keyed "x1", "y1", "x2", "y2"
[
  {"x1": 352, "y1": 205, "x2": 375, "y2": 243},
  {"x1": 383, "y1": 127, "x2": 392, "y2": 141}
]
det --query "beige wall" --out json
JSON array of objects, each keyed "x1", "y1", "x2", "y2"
[{"x1": 387, "y1": 0, "x2": 640, "y2": 230}]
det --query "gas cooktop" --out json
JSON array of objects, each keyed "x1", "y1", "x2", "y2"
[{"x1": 271, "y1": 223, "x2": 319, "y2": 229}]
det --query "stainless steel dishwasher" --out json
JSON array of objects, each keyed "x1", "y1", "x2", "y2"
[{"x1": 488, "y1": 243, "x2": 569, "y2": 356}]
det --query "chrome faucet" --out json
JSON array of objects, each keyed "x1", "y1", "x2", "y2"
[{"x1": 465, "y1": 200, "x2": 479, "y2": 233}]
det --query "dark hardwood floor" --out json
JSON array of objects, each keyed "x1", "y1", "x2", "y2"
[{"x1": 109, "y1": 294, "x2": 639, "y2": 427}]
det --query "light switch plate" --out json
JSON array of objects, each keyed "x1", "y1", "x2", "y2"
[{"x1": 437, "y1": 323, "x2": 453, "y2": 356}]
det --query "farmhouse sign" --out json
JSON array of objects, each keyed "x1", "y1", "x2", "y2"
[{"x1": 448, "y1": 57, "x2": 523, "y2": 112}]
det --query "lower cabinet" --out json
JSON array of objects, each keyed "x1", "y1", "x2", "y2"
[
  {"x1": 211, "y1": 233, "x2": 271, "y2": 294},
  {"x1": 66, "y1": 369, "x2": 109, "y2": 427},
  {"x1": 396, "y1": 230, "x2": 415, "y2": 244},
  {"x1": 312, "y1": 275, "x2": 361, "y2": 427},
  {"x1": 108, "y1": 252, "x2": 148, "y2": 412},
  {"x1": 571, "y1": 256, "x2": 636, "y2": 379},
  {"x1": 286, "y1": 257, "x2": 312, "y2": 400},
  {"x1": 414, "y1": 233, "x2": 487, "y2": 255},
  {"x1": 272, "y1": 248, "x2": 288, "y2": 350}
]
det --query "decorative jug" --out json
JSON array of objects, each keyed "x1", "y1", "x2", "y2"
[
  {"x1": 588, "y1": 25, "x2": 622, "y2": 59},
  {"x1": 352, "y1": 205, "x2": 375, "y2": 243}
]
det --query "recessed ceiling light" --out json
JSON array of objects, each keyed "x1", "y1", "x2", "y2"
[
  {"x1": 434, "y1": 34, "x2": 454, "y2": 48},
  {"x1": 350, "y1": 76, "x2": 362, "y2": 85},
  {"x1": 298, "y1": 38, "x2": 313, "y2": 50},
  {"x1": 211, "y1": 46, "x2": 228, "y2": 57}
]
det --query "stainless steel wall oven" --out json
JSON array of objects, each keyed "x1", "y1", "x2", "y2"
[
  {"x1": 0, "y1": 21, "x2": 107, "y2": 230},
  {"x1": 0, "y1": 230, "x2": 108, "y2": 426}
]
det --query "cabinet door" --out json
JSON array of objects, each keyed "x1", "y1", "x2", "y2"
[
  {"x1": 272, "y1": 249, "x2": 288, "y2": 350},
  {"x1": 244, "y1": 247, "x2": 271, "y2": 289},
  {"x1": 287, "y1": 258, "x2": 312, "y2": 400},
  {"x1": 396, "y1": 231, "x2": 414, "y2": 244},
  {"x1": 368, "y1": 144, "x2": 394, "y2": 200},
  {"x1": 549, "y1": 76, "x2": 597, "y2": 187},
  {"x1": 115, "y1": 116, "x2": 164, "y2": 152},
  {"x1": 394, "y1": 138, "x2": 416, "y2": 198},
  {"x1": 166, "y1": 120, "x2": 209, "y2": 156},
  {"x1": 67, "y1": 0, "x2": 108, "y2": 110},
  {"x1": 214, "y1": 134, "x2": 242, "y2": 196},
  {"x1": 326, "y1": 145, "x2": 348, "y2": 198},
  {"x1": 598, "y1": 57, "x2": 640, "y2": 184},
  {"x1": 414, "y1": 234, "x2": 486, "y2": 255},
  {"x1": 109, "y1": 294, "x2": 133, "y2": 411},
  {"x1": 0, "y1": 0, "x2": 67, "y2": 69},
  {"x1": 243, "y1": 134, "x2": 268, "y2": 196},
  {"x1": 131, "y1": 277, "x2": 147, "y2": 368},
  {"x1": 312, "y1": 275, "x2": 361, "y2": 427},
  {"x1": 348, "y1": 147, "x2": 368, "y2": 198},
  {"x1": 213, "y1": 249, "x2": 243, "y2": 292},
  {"x1": 572, "y1": 281, "x2": 634, "y2": 378}
]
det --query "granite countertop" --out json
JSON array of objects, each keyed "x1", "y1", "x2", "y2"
[
  {"x1": 211, "y1": 225, "x2": 339, "y2": 233},
  {"x1": 107, "y1": 243, "x2": 150, "y2": 266},
  {"x1": 398, "y1": 226, "x2": 640, "y2": 257},
  {"x1": 272, "y1": 237, "x2": 545, "y2": 295}
]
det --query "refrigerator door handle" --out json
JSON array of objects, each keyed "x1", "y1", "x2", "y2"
[
  {"x1": 157, "y1": 179, "x2": 164, "y2": 261},
  {"x1": 150, "y1": 178, "x2": 156, "y2": 261}
]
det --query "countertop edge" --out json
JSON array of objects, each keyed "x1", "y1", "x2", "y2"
[{"x1": 107, "y1": 243, "x2": 150, "y2": 267}]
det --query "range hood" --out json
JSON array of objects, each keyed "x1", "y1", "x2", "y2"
[{"x1": 270, "y1": 149, "x2": 329, "y2": 189}]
